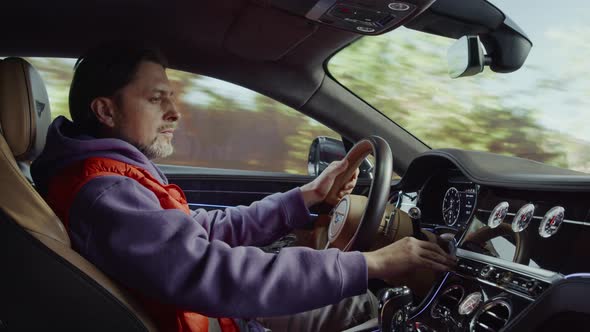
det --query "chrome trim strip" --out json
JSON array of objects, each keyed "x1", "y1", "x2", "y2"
[
  {"x1": 562, "y1": 220, "x2": 590, "y2": 226},
  {"x1": 485, "y1": 310, "x2": 506, "y2": 321},
  {"x1": 456, "y1": 248, "x2": 563, "y2": 284},
  {"x1": 183, "y1": 190, "x2": 274, "y2": 195},
  {"x1": 188, "y1": 203, "x2": 233, "y2": 209},
  {"x1": 188, "y1": 203, "x2": 319, "y2": 217},
  {"x1": 305, "y1": 0, "x2": 338, "y2": 20},
  {"x1": 476, "y1": 209, "x2": 586, "y2": 225},
  {"x1": 565, "y1": 273, "x2": 590, "y2": 279},
  {"x1": 476, "y1": 321, "x2": 493, "y2": 331}
]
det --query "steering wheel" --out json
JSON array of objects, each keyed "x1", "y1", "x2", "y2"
[{"x1": 313, "y1": 136, "x2": 393, "y2": 252}]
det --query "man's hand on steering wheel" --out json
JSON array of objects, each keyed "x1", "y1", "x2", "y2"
[
  {"x1": 300, "y1": 159, "x2": 360, "y2": 208},
  {"x1": 301, "y1": 138, "x2": 456, "y2": 288}
]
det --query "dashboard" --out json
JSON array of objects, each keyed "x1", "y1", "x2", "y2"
[{"x1": 383, "y1": 149, "x2": 590, "y2": 332}]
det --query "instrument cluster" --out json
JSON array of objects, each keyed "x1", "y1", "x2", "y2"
[
  {"x1": 417, "y1": 170, "x2": 478, "y2": 234},
  {"x1": 441, "y1": 186, "x2": 477, "y2": 228}
]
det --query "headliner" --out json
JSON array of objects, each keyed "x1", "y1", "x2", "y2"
[
  {"x1": 0, "y1": 0, "x2": 507, "y2": 108},
  {"x1": 1, "y1": 0, "x2": 361, "y2": 108}
]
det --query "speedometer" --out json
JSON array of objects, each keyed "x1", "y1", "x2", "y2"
[{"x1": 442, "y1": 187, "x2": 461, "y2": 226}]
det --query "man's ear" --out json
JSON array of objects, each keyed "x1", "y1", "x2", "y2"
[{"x1": 90, "y1": 97, "x2": 117, "y2": 128}]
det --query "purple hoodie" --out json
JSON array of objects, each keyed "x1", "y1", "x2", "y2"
[{"x1": 31, "y1": 116, "x2": 368, "y2": 319}]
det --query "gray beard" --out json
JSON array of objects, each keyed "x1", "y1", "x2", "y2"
[{"x1": 137, "y1": 136, "x2": 174, "y2": 160}]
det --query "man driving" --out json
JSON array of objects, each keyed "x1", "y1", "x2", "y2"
[{"x1": 31, "y1": 42, "x2": 455, "y2": 332}]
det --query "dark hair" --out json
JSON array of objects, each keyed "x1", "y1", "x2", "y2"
[{"x1": 69, "y1": 41, "x2": 167, "y2": 135}]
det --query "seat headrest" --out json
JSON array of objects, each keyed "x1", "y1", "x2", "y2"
[{"x1": 0, "y1": 57, "x2": 52, "y2": 161}]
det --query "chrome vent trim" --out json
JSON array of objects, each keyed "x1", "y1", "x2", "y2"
[
  {"x1": 430, "y1": 284, "x2": 464, "y2": 319},
  {"x1": 470, "y1": 298, "x2": 511, "y2": 332}
]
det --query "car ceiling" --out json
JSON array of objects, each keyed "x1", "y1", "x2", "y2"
[{"x1": 2, "y1": 0, "x2": 361, "y2": 108}]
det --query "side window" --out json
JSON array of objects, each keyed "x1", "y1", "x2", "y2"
[
  {"x1": 164, "y1": 70, "x2": 339, "y2": 174},
  {"x1": 24, "y1": 58, "x2": 340, "y2": 175}
]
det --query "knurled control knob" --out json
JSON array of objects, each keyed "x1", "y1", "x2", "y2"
[
  {"x1": 480, "y1": 265, "x2": 495, "y2": 279},
  {"x1": 528, "y1": 281, "x2": 545, "y2": 296},
  {"x1": 499, "y1": 271, "x2": 513, "y2": 284},
  {"x1": 408, "y1": 207, "x2": 427, "y2": 241}
]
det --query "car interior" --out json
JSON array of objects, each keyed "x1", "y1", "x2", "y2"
[{"x1": 2, "y1": 0, "x2": 590, "y2": 331}]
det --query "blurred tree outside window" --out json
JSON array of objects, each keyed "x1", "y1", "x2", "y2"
[
  {"x1": 329, "y1": 6, "x2": 590, "y2": 174},
  {"x1": 21, "y1": 57, "x2": 339, "y2": 175}
]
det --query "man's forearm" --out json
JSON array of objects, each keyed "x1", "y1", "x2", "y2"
[{"x1": 300, "y1": 182, "x2": 324, "y2": 208}]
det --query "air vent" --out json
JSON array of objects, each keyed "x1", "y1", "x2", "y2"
[
  {"x1": 430, "y1": 285, "x2": 464, "y2": 318},
  {"x1": 470, "y1": 299, "x2": 511, "y2": 332}
]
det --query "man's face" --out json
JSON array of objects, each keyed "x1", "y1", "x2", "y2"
[{"x1": 112, "y1": 61, "x2": 180, "y2": 159}]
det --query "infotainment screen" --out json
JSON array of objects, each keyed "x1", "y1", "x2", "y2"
[{"x1": 459, "y1": 216, "x2": 540, "y2": 268}]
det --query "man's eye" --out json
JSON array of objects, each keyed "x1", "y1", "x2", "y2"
[{"x1": 150, "y1": 97, "x2": 162, "y2": 103}]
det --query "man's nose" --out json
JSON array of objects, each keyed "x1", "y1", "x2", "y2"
[{"x1": 164, "y1": 100, "x2": 181, "y2": 122}]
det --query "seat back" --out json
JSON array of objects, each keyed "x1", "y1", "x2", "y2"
[{"x1": 0, "y1": 57, "x2": 157, "y2": 331}]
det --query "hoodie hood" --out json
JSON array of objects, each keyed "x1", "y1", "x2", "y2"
[{"x1": 32, "y1": 116, "x2": 167, "y2": 194}]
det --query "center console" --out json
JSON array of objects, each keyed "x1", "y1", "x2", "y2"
[
  {"x1": 397, "y1": 247, "x2": 563, "y2": 332},
  {"x1": 374, "y1": 184, "x2": 587, "y2": 331}
]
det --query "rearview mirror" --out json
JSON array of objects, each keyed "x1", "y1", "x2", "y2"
[
  {"x1": 447, "y1": 35, "x2": 490, "y2": 78},
  {"x1": 308, "y1": 136, "x2": 373, "y2": 179}
]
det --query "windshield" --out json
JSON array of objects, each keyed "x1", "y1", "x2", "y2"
[{"x1": 329, "y1": 0, "x2": 590, "y2": 173}]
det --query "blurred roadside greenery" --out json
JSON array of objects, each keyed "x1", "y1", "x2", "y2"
[
  {"x1": 21, "y1": 25, "x2": 590, "y2": 174},
  {"x1": 329, "y1": 28, "x2": 590, "y2": 173}
]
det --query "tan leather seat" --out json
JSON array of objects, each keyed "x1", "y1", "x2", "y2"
[{"x1": 0, "y1": 57, "x2": 157, "y2": 331}]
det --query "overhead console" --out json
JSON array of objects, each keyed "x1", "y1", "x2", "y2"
[
  {"x1": 265, "y1": 0, "x2": 435, "y2": 35},
  {"x1": 304, "y1": 0, "x2": 435, "y2": 35}
]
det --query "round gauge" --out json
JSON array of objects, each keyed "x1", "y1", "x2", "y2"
[
  {"x1": 539, "y1": 206, "x2": 565, "y2": 238},
  {"x1": 512, "y1": 203, "x2": 535, "y2": 232},
  {"x1": 442, "y1": 187, "x2": 461, "y2": 226},
  {"x1": 488, "y1": 201, "x2": 509, "y2": 229},
  {"x1": 458, "y1": 292, "x2": 483, "y2": 316}
]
